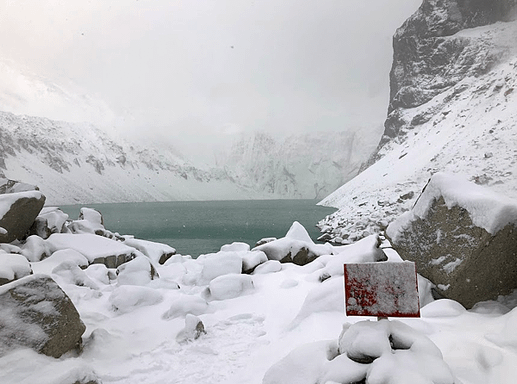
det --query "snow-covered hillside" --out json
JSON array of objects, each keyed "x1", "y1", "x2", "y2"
[
  {"x1": 319, "y1": 16, "x2": 517, "y2": 243},
  {"x1": 217, "y1": 130, "x2": 377, "y2": 200},
  {"x1": 0, "y1": 111, "x2": 268, "y2": 205}
]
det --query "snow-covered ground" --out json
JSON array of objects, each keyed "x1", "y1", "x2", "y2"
[{"x1": 1, "y1": 219, "x2": 516, "y2": 384}]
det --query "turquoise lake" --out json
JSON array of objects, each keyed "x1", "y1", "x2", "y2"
[{"x1": 59, "y1": 200, "x2": 337, "y2": 257}]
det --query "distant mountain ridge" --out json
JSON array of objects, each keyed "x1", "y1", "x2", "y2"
[
  {"x1": 217, "y1": 130, "x2": 377, "y2": 200},
  {"x1": 0, "y1": 110, "x2": 374, "y2": 204},
  {"x1": 0, "y1": 111, "x2": 266, "y2": 204},
  {"x1": 319, "y1": 0, "x2": 517, "y2": 243}
]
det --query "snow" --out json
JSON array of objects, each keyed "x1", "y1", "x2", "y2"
[{"x1": 1, "y1": 223, "x2": 517, "y2": 383}]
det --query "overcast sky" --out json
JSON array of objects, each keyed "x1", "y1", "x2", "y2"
[{"x1": 0, "y1": 0, "x2": 421, "y2": 158}]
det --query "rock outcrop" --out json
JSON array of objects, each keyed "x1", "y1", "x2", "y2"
[
  {"x1": 386, "y1": 173, "x2": 517, "y2": 308},
  {"x1": 0, "y1": 191, "x2": 46, "y2": 243},
  {"x1": 0, "y1": 274, "x2": 86, "y2": 358},
  {"x1": 385, "y1": 0, "x2": 517, "y2": 141}
]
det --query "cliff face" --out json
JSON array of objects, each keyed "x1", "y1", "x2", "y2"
[
  {"x1": 319, "y1": 0, "x2": 517, "y2": 244},
  {"x1": 383, "y1": 0, "x2": 517, "y2": 141}
]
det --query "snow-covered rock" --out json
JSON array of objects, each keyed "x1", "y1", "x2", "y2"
[
  {"x1": 123, "y1": 237, "x2": 176, "y2": 265},
  {"x1": 0, "y1": 190, "x2": 45, "y2": 243},
  {"x1": 266, "y1": 319, "x2": 455, "y2": 384},
  {"x1": 204, "y1": 274, "x2": 254, "y2": 301},
  {"x1": 162, "y1": 294, "x2": 209, "y2": 320},
  {"x1": 0, "y1": 275, "x2": 85, "y2": 358},
  {"x1": 46, "y1": 233, "x2": 136, "y2": 268},
  {"x1": 116, "y1": 256, "x2": 159, "y2": 286},
  {"x1": 109, "y1": 285, "x2": 163, "y2": 313},
  {"x1": 0, "y1": 253, "x2": 32, "y2": 285},
  {"x1": 254, "y1": 221, "x2": 333, "y2": 265},
  {"x1": 387, "y1": 173, "x2": 517, "y2": 308}
]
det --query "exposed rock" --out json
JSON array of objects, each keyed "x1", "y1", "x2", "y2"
[
  {"x1": 0, "y1": 274, "x2": 86, "y2": 358},
  {"x1": 0, "y1": 191, "x2": 46, "y2": 243},
  {"x1": 387, "y1": 173, "x2": 517, "y2": 308},
  {"x1": 176, "y1": 314, "x2": 207, "y2": 344},
  {"x1": 389, "y1": 0, "x2": 517, "y2": 113}
]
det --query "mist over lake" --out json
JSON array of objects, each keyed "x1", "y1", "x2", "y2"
[{"x1": 58, "y1": 199, "x2": 336, "y2": 257}]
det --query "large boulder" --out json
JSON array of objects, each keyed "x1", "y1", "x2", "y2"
[
  {"x1": 0, "y1": 274, "x2": 86, "y2": 358},
  {"x1": 46, "y1": 233, "x2": 136, "y2": 269},
  {"x1": 387, "y1": 173, "x2": 517, "y2": 308},
  {"x1": 0, "y1": 253, "x2": 32, "y2": 285},
  {"x1": 253, "y1": 221, "x2": 333, "y2": 266},
  {"x1": 29, "y1": 207, "x2": 70, "y2": 239},
  {"x1": 0, "y1": 191, "x2": 46, "y2": 243}
]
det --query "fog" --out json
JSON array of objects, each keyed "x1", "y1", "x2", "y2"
[{"x1": 0, "y1": 0, "x2": 421, "y2": 160}]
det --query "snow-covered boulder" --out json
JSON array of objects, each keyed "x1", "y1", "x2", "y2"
[
  {"x1": 265, "y1": 319, "x2": 455, "y2": 384},
  {"x1": 387, "y1": 173, "x2": 517, "y2": 308},
  {"x1": 317, "y1": 235, "x2": 387, "y2": 281},
  {"x1": 123, "y1": 237, "x2": 176, "y2": 265},
  {"x1": 204, "y1": 274, "x2": 254, "y2": 301},
  {"x1": 254, "y1": 221, "x2": 333, "y2": 265},
  {"x1": 162, "y1": 294, "x2": 209, "y2": 320},
  {"x1": 0, "y1": 275, "x2": 85, "y2": 358},
  {"x1": 28, "y1": 206, "x2": 70, "y2": 239},
  {"x1": 78, "y1": 207, "x2": 103, "y2": 226},
  {"x1": 191, "y1": 251, "x2": 243, "y2": 285},
  {"x1": 109, "y1": 285, "x2": 163, "y2": 313},
  {"x1": 241, "y1": 250, "x2": 268, "y2": 274},
  {"x1": 0, "y1": 253, "x2": 32, "y2": 285},
  {"x1": 176, "y1": 314, "x2": 206, "y2": 343},
  {"x1": 46, "y1": 233, "x2": 136, "y2": 268},
  {"x1": 116, "y1": 255, "x2": 159, "y2": 286},
  {"x1": 0, "y1": 190, "x2": 45, "y2": 243}
]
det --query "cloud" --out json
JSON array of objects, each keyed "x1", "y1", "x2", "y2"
[{"x1": 0, "y1": 0, "x2": 422, "y2": 148}]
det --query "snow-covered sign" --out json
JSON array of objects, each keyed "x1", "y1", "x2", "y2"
[{"x1": 344, "y1": 262, "x2": 420, "y2": 318}]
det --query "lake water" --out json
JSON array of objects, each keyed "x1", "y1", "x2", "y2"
[{"x1": 59, "y1": 200, "x2": 336, "y2": 257}]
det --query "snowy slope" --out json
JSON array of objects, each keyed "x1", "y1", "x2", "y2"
[
  {"x1": 319, "y1": 20, "x2": 517, "y2": 243},
  {"x1": 0, "y1": 111, "x2": 268, "y2": 205}
]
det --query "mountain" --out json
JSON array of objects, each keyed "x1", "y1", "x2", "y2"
[
  {"x1": 0, "y1": 111, "x2": 270, "y2": 205},
  {"x1": 0, "y1": 109, "x2": 375, "y2": 205},
  {"x1": 319, "y1": 0, "x2": 517, "y2": 243},
  {"x1": 216, "y1": 130, "x2": 377, "y2": 200}
]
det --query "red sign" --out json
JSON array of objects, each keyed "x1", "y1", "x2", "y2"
[{"x1": 344, "y1": 262, "x2": 420, "y2": 318}]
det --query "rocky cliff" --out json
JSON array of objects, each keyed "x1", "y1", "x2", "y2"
[
  {"x1": 218, "y1": 131, "x2": 376, "y2": 200},
  {"x1": 319, "y1": 0, "x2": 517, "y2": 243}
]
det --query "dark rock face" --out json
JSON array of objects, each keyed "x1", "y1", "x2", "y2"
[
  {"x1": 388, "y1": 196, "x2": 517, "y2": 308},
  {"x1": 383, "y1": 0, "x2": 517, "y2": 140},
  {"x1": 0, "y1": 191, "x2": 46, "y2": 243},
  {"x1": 0, "y1": 275, "x2": 86, "y2": 358}
]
